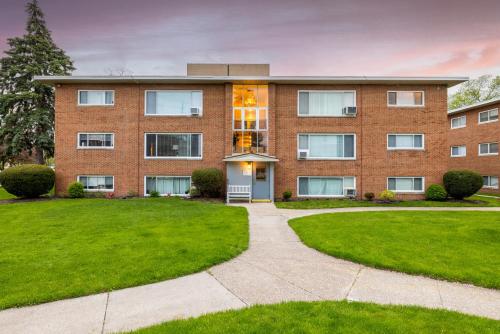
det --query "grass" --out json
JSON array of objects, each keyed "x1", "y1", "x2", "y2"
[
  {"x1": 0, "y1": 186, "x2": 16, "y2": 200},
  {"x1": 127, "y1": 301, "x2": 500, "y2": 334},
  {"x1": 289, "y1": 211, "x2": 500, "y2": 289},
  {"x1": 276, "y1": 195, "x2": 500, "y2": 209},
  {"x1": 0, "y1": 198, "x2": 248, "y2": 310},
  {"x1": 478, "y1": 192, "x2": 500, "y2": 197}
]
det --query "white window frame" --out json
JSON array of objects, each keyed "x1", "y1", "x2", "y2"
[
  {"x1": 450, "y1": 145, "x2": 466, "y2": 157},
  {"x1": 144, "y1": 90, "x2": 203, "y2": 116},
  {"x1": 478, "y1": 108, "x2": 498, "y2": 124},
  {"x1": 297, "y1": 133, "x2": 356, "y2": 160},
  {"x1": 297, "y1": 90, "x2": 357, "y2": 117},
  {"x1": 478, "y1": 142, "x2": 499, "y2": 156},
  {"x1": 450, "y1": 115, "x2": 466, "y2": 129},
  {"x1": 482, "y1": 176, "x2": 499, "y2": 189},
  {"x1": 232, "y1": 108, "x2": 268, "y2": 130},
  {"x1": 144, "y1": 133, "x2": 203, "y2": 160},
  {"x1": 144, "y1": 176, "x2": 192, "y2": 197},
  {"x1": 387, "y1": 91, "x2": 425, "y2": 107},
  {"x1": 387, "y1": 177, "x2": 425, "y2": 194},
  {"x1": 77, "y1": 90, "x2": 115, "y2": 106},
  {"x1": 387, "y1": 134, "x2": 425, "y2": 150},
  {"x1": 77, "y1": 133, "x2": 114, "y2": 149},
  {"x1": 77, "y1": 175, "x2": 114, "y2": 192},
  {"x1": 297, "y1": 176, "x2": 357, "y2": 198}
]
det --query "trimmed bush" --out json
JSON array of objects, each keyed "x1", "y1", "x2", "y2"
[
  {"x1": 68, "y1": 182, "x2": 84, "y2": 198},
  {"x1": 192, "y1": 168, "x2": 224, "y2": 198},
  {"x1": 443, "y1": 170, "x2": 483, "y2": 200},
  {"x1": 149, "y1": 190, "x2": 160, "y2": 198},
  {"x1": 0, "y1": 164, "x2": 54, "y2": 198},
  {"x1": 425, "y1": 184, "x2": 447, "y2": 201},
  {"x1": 283, "y1": 190, "x2": 292, "y2": 201},
  {"x1": 379, "y1": 190, "x2": 395, "y2": 202},
  {"x1": 364, "y1": 192, "x2": 375, "y2": 201}
]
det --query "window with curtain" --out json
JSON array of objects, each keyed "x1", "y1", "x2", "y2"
[
  {"x1": 78, "y1": 176, "x2": 114, "y2": 191},
  {"x1": 387, "y1": 177, "x2": 424, "y2": 192},
  {"x1": 479, "y1": 142, "x2": 499, "y2": 155},
  {"x1": 387, "y1": 134, "x2": 424, "y2": 149},
  {"x1": 298, "y1": 91, "x2": 355, "y2": 116},
  {"x1": 145, "y1": 133, "x2": 201, "y2": 158},
  {"x1": 145, "y1": 176, "x2": 191, "y2": 196},
  {"x1": 482, "y1": 176, "x2": 499, "y2": 189},
  {"x1": 78, "y1": 133, "x2": 113, "y2": 148},
  {"x1": 451, "y1": 115, "x2": 466, "y2": 129},
  {"x1": 78, "y1": 91, "x2": 114, "y2": 105},
  {"x1": 451, "y1": 145, "x2": 466, "y2": 157},
  {"x1": 387, "y1": 91, "x2": 424, "y2": 107},
  {"x1": 298, "y1": 134, "x2": 355, "y2": 159},
  {"x1": 298, "y1": 177, "x2": 355, "y2": 197},
  {"x1": 146, "y1": 91, "x2": 202, "y2": 115},
  {"x1": 478, "y1": 109, "x2": 498, "y2": 124}
]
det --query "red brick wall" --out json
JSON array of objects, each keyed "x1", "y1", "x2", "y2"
[
  {"x1": 448, "y1": 102, "x2": 500, "y2": 193},
  {"x1": 55, "y1": 83, "x2": 448, "y2": 199}
]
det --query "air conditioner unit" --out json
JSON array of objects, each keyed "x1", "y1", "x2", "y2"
[
  {"x1": 298, "y1": 150, "x2": 309, "y2": 159},
  {"x1": 342, "y1": 106, "x2": 357, "y2": 116},
  {"x1": 190, "y1": 107, "x2": 200, "y2": 116},
  {"x1": 344, "y1": 188, "x2": 356, "y2": 197}
]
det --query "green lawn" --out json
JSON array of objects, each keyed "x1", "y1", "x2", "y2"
[
  {"x1": 276, "y1": 195, "x2": 500, "y2": 209},
  {"x1": 0, "y1": 186, "x2": 16, "y2": 200},
  {"x1": 289, "y1": 211, "x2": 500, "y2": 289},
  {"x1": 0, "y1": 198, "x2": 248, "y2": 310},
  {"x1": 478, "y1": 192, "x2": 500, "y2": 197},
  {"x1": 128, "y1": 301, "x2": 500, "y2": 334}
]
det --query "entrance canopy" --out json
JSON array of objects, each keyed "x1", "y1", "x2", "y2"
[{"x1": 223, "y1": 153, "x2": 279, "y2": 162}]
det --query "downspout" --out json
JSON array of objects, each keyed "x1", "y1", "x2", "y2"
[{"x1": 359, "y1": 85, "x2": 363, "y2": 199}]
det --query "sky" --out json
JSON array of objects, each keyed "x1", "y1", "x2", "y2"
[{"x1": 0, "y1": 0, "x2": 499, "y2": 79}]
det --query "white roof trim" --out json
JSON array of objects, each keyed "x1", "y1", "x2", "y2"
[
  {"x1": 223, "y1": 153, "x2": 279, "y2": 162},
  {"x1": 448, "y1": 97, "x2": 500, "y2": 115},
  {"x1": 34, "y1": 75, "x2": 468, "y2": 87}
]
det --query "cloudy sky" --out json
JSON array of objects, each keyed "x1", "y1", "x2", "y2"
[{"x1": 1, "y1": 0, "x2": 499, "y2": 78}]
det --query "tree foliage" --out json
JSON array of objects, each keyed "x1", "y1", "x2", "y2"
[
  {"x1": 448, "y1": 75, "x2": 500, "y2": 110},
  {"x1": 0, "y1": 0, "x2": 74, "y2": 166}
]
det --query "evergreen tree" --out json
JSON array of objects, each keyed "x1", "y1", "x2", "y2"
[{"x1": 0, "y1": 0, "x2": 74, "y2": 166}]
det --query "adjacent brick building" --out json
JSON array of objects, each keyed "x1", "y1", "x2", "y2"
[
  {"x1": 36, "y1": 64, "x2": 466, "y2": 200},
  {"x1": 448, "y1": 97, "x2": 500, "y2": 193}
]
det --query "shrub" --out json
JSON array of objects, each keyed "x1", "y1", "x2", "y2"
[
  {"x1": 443, "y1": 170, "x2": 483, "y2": 200},
  {"x1": 364, "y1": 192, "x2": 375, "y2": 201},
  {"x1": 425, "y1": 184, "x2": 447, "y2": 201},
  {"x1": 192, "y1": 168, "x2": 224, "y2": 198},
  {"x1": 189, "y1": 186, "x2": 201, "y2": 197},
  {"x1": 149, "y1": 190, "x2": 160, "y2": 198},
  {"x1": 379, "y1": 190, "x2": 395, "y2": 202},
  {"x1": 283, "y1": 190, "x2": 292, "y2": 201},
  {"x1": 67, "y1": 182, "x2": 84, "y2": 198},
  {"x1": 0, "y1": 164, "x2": 55, "y2": 198}
]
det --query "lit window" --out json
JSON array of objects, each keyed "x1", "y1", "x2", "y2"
[{"x1": 387, "y1": 91, "x2": 424, "y2": 107}]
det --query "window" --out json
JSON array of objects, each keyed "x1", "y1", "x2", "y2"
[
  {"x1": 387, "y1": 177, "x2": 424, "y2": 193},
  {"x1": 387, "y1": 134, "x2": 424, "y2": 150},
  {"x1": 451, "y1": 115, "x2": 466, "y2": 129},
  {"x1": 450, "y1": 145, "x2": 466, "y2": 157},
  {"x1": 78, "y1": 176, "x2": 114, "y2": 191},
  {"x1": 298, "y1": 134, "x2": 355, "y2": 159},
  {"x1": 232, "y1": 85, "x2": 268, "y2": 153},
  {"x1": 483, "y1": 176, "x2": 499, "y2": 189},
  {"x1": 387, "y1": 91, "x2": 424, "y2": 107},
  {"x1": 298, "y1": 176, "x2": 355, "y2": 197},
  {"x1": 78, "y1": 90, "x2": 114, "y2": 106},
  {"x1": 145, "y1": 176, "x2": 191, "y2": 196},
  {"x1": 298, "y1": 91, "x2": 356, "y2": 116},
  {"x1": 479, "y1": 142, "x2": 498, "y2": 156},
  {"x1": 145, "y1": 90, "x2": 202, "y2": 116},
  {"x1": 478, "y1": 109, "x2": 498, "y2": 124},
  {"x1": 78, "y1": 133, "x2": 114, "y2": 149},
  {"x1": 145, "y1": 133, "x2": 202, "y2": 159}
]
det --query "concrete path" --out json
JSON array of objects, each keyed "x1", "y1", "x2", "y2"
[{"x1": 1, "y1": 205, "x2": 499, "y2": 333}]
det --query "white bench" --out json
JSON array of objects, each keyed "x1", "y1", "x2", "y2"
[{"x1": 227, "y1": 185, "x2": 251, "y2": 203}]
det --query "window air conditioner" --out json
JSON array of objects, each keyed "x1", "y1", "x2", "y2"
[
  {"x1": 344, "y1": 188, "x2": 356, "y2": 197},
  {"x1": 190, "y1": 107, "x2": 200, "y2": 116},
  {"x1": 298, "y1": 150, "x2": 309, "y2": 159},
  {"x1": 342, "y1": 106, "x2": 357, "y2": 116}
]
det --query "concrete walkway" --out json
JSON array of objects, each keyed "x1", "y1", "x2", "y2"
[{"x1": 1, "y1": 205, "x2": 499, "y2": 333}]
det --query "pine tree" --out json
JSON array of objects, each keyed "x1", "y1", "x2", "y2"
[{"x1": 0, "y1": 0, "x2": 74, "y2": 166}]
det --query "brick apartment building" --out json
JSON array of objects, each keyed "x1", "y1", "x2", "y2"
[
  {"x1": 36, "y1": 64, "x2": 466, "y2": 201},
  {"x1": 448, "y1": 97, "x2": 500, "y2": 193}
]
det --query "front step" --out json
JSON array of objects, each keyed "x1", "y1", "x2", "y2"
[{"x1": 251, "y1": 199, "x2": 272, "y2": 203}]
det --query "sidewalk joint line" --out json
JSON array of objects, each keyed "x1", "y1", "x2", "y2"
[
  {"x1": 207, "y1": 270, "x2": 249, "y2": 306},
  {"x1": 101, "y1": 292, "x2": 110, "y2": 334},
  {"x1": 345, "y1": 267, "x2": 363, "y2": 300}
]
